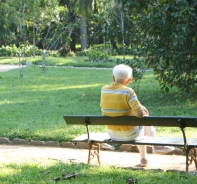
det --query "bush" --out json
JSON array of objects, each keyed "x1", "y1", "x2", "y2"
[
  {"x1": 85, "y1": 47, "x2": 110, "y2": 62},
  {"x1": 123, "y1": 0, "x2": 197, "y2": 94},
  {"x1": 0, "y1": 45, "x2": 18, "y2": 57},
  {"x1": 58, "y1": 45, "x2": 70, "y2": 56},
  {"x1": 0, "y1": 44, "x2": 42, "y2": 57},
  {"x1": 66, "y1": 50, "x2": 76, "y2": 57}
]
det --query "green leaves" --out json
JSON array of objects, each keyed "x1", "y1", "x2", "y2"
[{"x1": 123, "y1": 0, "x2": 197, "y2": 94}]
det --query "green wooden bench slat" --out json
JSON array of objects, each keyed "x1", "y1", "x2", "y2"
[{"x1": 64, "y1": 115, "x2": 197, "y2": 127}]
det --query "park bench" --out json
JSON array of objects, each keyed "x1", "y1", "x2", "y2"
[{"x1": 63, "y1": 115, "x2": 197, "y2": 172}]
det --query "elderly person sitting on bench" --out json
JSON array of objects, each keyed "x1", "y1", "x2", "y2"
[{"x1": 100, "y1": 64, "x2": 176, "y2": 167}]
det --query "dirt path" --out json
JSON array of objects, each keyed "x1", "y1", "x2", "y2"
[
  {"x1": 0, "y1": 64, "x2": 20, "y2": 72},
  {"x1": 0, "y1": 144, "x2": 196, "y2": 173}
]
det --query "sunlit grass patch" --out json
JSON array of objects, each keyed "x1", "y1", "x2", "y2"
[
  {"x1": 0, "y1": 65, "x2": 196, "y2": 142},
  {"x1": 0, "y1": 156, "x2": 197, "y2": 184}
]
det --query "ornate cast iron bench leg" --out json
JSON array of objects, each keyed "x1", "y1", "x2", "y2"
[
  {"x1": 186, "y1": 146, "x2": 197, "y2": 172},
  {"x1": 88, "y1": 141, "x2": 100, "y2": 165}
]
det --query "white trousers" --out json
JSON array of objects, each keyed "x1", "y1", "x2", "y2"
[
  {"x1": 107, "y1": 126, "x2": 156, "y2": 160},
  {"x1": 107, "y1": 126, "x2": 156, "y2": 141}
]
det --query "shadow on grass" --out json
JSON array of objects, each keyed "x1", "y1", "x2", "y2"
[
  {"x1": 1, "y1": 160, "x2": 196, "y2": 184},
  {"x1": 0, "y1": 66, "x2": 196, "y2": 141}
]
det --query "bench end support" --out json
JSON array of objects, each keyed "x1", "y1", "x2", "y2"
[{"x1": 88, "y1": 142, "x2": 101, "y2": 165}]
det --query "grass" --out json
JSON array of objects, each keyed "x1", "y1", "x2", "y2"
[
  {"x1": 0, "y1": 64, "x2": 196, "y2": 142},
  {"x1": 0, "y1": 57, "x2": 197, "y2": 184},
  {"x1": 0, "y1": 156, "x2": 196, "y2": 184},
  {"x1": 0, "y1": 55, "x2": 123, "y2": 68}
]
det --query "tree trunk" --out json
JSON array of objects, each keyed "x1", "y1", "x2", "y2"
[
  {"x1": 70, "y1": 32, "x2": 76, "y2": 52},
  {"x1": 80, "y1": 16, "x2": 87, "y2": 50},
  {"x1": 110, "y1": 35, "x2": 117, "y2": 49}
]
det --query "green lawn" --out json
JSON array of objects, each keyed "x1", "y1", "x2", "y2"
[
  {"x1": 0, "y1": 57, "x2": 197, "y2": 184},
  {"x1": 1, "y1": 157, "x2": 196, "y2": 184},
  {"x1": 0, "y1": 55, "x2": 120, "y2": 68},
  {"x1": 0, "y1": 63, "x2": 196, "y2": 142}
]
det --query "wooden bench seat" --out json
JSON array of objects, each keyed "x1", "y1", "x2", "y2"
[
  {"x1": 73, "y1": 133, "x2": 197, "y2": 147},
  {"x1": 63, "y1": 115, "x2": 197, "y2": 172}
]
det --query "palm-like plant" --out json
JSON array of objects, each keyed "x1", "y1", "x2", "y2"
[{"x1": 71, "y1": 0, "x2": 95, "y2": 50}]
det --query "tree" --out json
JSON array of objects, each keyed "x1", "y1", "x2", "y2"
[
  {"x1": 26, "y1": 0, "x2": 59, "y2": 54},
  {"x1": 122, "y1": 0, "x2": 197, "y2": 94},
  {"x1": 71, "y1": 0, "x2": 95, "y2": 50},
  {"x1": 108, "y1": 1, "x2": 126, "y2": 60},
  {"x1": 0, "y1": 0, "x2": 60, "y2": 47},
  {"x1": 0, "y1": 0, "x2": 18, "y2": 45}
]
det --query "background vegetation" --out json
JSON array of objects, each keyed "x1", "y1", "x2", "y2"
[{"x1": 0, "y1": 0, "x2": 196, "y2": 94}]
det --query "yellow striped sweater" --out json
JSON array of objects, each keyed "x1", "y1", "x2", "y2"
[{"x1": 100, "y1": 83, "x2": 143, "y2": 131}]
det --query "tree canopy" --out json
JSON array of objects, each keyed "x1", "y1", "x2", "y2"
[
  {"x1": 120, "y1": 0, "x2": 197, "y2": 94},
  {"x1": 0, "y1": 0, "x2": 196, "y2": 94}
]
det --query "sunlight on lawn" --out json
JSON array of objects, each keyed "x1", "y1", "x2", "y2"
[
  {"x1": 8, "y1": 83, "x2": 104, "y2": 93},
  {"x1": 0, "y1": 65, "x2": 196, "y2": 142},
  {"x1": 1, "y1": 167, "x2": 17, "y2": 177},
  {"x1": 0, "y1": 156, "x2": 57, "y2": 177},
  {"x1": 0, "y1": 156, "x2": 57, "y2": 167},
  {"x1": 55, "y1": 83, "x2": 103, "y2": 90}
]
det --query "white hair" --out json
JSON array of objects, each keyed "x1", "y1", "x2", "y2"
[{"x1": 113, "y1": 64, "x2": 132, "y2": 82}]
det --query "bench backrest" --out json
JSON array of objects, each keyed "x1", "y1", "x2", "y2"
[{"x1": 64, "y1": 115, "x2": 197, "y2": 128}]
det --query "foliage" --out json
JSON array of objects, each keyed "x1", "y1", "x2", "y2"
[
  {"x1": 0, "y1": 0, "x2": 59, "y2": 45},
  {"x1": 71, "y1": 0, "x2": 94, "y2": 18},
  {"x1": 0, "y1": 1, "x2": 17, "y2": 44},
  {"x1": 0, "y1": 0, "x2": 196, "y2": 94},
  {"x1": 89, "y1": 0, "x2": 134, "y2": 58},
  {"x1": 66, "y1": 50, "x2": 76, "y2": 57},
  {"x1": 0, "y1": 45, "x2": 18, "y2": 57},
  {"x1": 0, "y1": 45, "x2": 76, "y2": 58},
  {"x1": 117, "y1": 57, "x2": 148, "y2": 82},
  {"x1": 85, "y1": 47, "x2": 111, "y2": 62},
  {"x1": 0, "y1": 45, "x2": 41, "y2": 57},
  {"x1": 58, "y1": 45, "x2": 70, "y2": 56},
  {"x1": 122, "y1": 0, "x2": 197, "y2": 94},
  {"x1": 0, "y1": 0, "x2": 79, "y2": 53}
]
